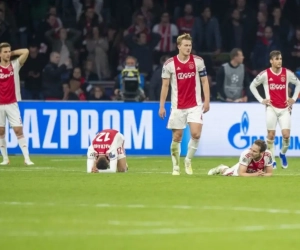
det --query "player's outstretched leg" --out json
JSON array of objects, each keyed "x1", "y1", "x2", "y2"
[
  {"x1": 267, "y1": 138, "x2": 276, "y2": 169},
  {"x1": 279, "y1": 135, "x2": 289, "y2": 169},
  {"x1": 208, "y1": 164, "x2": 229, "y2": 175},
  {"x1": 171, "y1": 140, "x2": 181, "y2": 175},
  {"x1": 0, "y1": 134, "x2": 9, "y2": 165}
]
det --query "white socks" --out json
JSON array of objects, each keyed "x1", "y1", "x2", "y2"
[
  {"x1": 281, "y1": 138, "x2": 290, "y2": 154},
  {"x1": 186, "y1": 137, "x2": 199, "y2": 161},
  {"x1": 0, "y1": 135, "x2": 8, "y2": 161},
  {"x1": 17, "y1": 136, "x2": 30, "y2": 161},
  {"x1": 171, "y1": 141, "x2": 181, "y2": 170},
  {"x1": 267, "y1": 139, "x2": 275, "y2": 160}
]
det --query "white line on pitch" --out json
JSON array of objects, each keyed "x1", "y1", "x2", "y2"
[
  {"x1": 1, "y1": 224, "x2": 300, "y2": 237},
  {"x1": 1, "y1": 201, "x2": 300, "y2": 215}
]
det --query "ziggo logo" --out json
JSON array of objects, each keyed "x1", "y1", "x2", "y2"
[
  {"x1": 269, "y1": 84, "x2": 285, "y2": 90},
  {"x1": 177, "y1": 72, "x2": 195, "y2": 79}
]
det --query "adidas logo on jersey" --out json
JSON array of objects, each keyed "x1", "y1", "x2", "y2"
[
  {"x1": 177, "y1": 72, "x2": 195, "y2": 79},
  {"x1": 268, "y1": 78, "x2": 273, "y2": 81},
  {"x1": 177, "y1": 67, "x2": 181, "y2": 70},
  {"x1": 269, "y1": 83, "x2": 285, "y2": 90}
]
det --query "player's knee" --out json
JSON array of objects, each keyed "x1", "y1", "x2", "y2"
[
  {"x1": 172, "y1": 130, "x2": 183, "y2": 142},
  {"x1": 282, "y1": 134, "x2": 290, "y2": 140},
  {"x1": 0, "y1": 127, "x2": 5, "y2": 136},
  {"x1": 267, "y1": 131, "x2": 275, "y2": 140},
  {"x1": 190, "y1": 132, "x2": 200, "y2": 139},
  {"x1": 13, "y1": 127, "x2": 23, "y2": 137}
]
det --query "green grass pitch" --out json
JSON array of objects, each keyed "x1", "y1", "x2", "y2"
[{"x1": 0, "y1": 156, "x2": 300, "y2": 250}]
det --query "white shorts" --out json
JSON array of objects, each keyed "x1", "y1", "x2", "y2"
[
  {"x1": 0, "y1": 103, "x2": 22, "y2": 127},
  {"x1": 266, "y1": 106, "x2": 290, "y2": 130},
  {"x1": 167, "y1": 105, "x2": 203, "y2": 129}
]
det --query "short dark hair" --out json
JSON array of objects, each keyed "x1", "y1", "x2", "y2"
[
  {"x1": 254, "y1": 140, "x2": 267, "y2": 153},
  {"x1": 230, "y1": 48, "x2": 242, "y2": 60},
  {"x1": 0, "y1": 42, "x2": 11, "y2": 53},
  {"x1": 96, "y1": 156, "x2": 109, "y2": 170},
  {"x1": 269, "y1": 50, "x2": 281, "y2": 59}
]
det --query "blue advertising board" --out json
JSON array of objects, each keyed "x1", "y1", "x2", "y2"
[
  {"x1": 6, "y1": 102, "x2": 300, "y2": 156},
  {"x1": 6, "y1": 102, "x2": 173, "y2": 155}
]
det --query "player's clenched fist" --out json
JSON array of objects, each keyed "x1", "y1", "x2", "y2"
[{"x1": 159, "y1": 107, "x2": 166, "y2": 119}]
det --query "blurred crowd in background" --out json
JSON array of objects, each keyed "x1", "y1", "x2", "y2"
[{"x1": 2, "y1": 0, "x2": 300, "y2": 102}]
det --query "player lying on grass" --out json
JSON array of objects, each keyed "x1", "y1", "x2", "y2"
[
  {"x1": 208, "y1": 140, "x2": 273, "y2": 177},
  {"x1": 87, "y1": 129, "x2": 128, "y2": 173}
]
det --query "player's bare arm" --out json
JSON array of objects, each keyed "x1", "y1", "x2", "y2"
[
  {"x1": 159, "y1": 78, "x2": 170, "y2": 119},
  {"x1": 11, "y1": 49, "x2": 29, "y2": 66},
  {"x1": 200, "y1": 75, "x2": 210, "y2": 113},
  {"x1": 238, "y1": 164, "x2": 264, "y2": 177}
]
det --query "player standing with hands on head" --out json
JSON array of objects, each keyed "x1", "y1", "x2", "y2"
[
  {"x1": 159, "y1": 33, "x2": 210, "y2": 176},
  {"x1": 0, "y1": 43, "x2": 34, "y2": 165},
  {"x1": 249, "y1": 50, "x2": 300, "y2": 169}
]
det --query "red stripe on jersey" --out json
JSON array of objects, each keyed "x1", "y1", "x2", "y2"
[
  {"x1": 192, "y1": 55, "x2": 203, "y2": 60},
  {"x1": 245, "y1": 153, "x2": 251, "y2": 158},
  {"x1": 258, "y1": 70, "x2": 266, "y2": 76},
  {"x1": 164, "y1": 58, "x2": 174, "y2": 66},
  {"x1": 264, "y1": 152, "x2": 271, "y2": 156}
]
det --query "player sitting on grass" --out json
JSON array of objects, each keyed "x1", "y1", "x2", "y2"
[
  {"x1": 87, "y1": 129, "x2": 128, "y2": 173},
  {"x1": 208, "y1": 140, "x2": 273, "y2": 177}
]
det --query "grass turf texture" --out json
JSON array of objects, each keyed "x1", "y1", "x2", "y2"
[{"x1": 0, "y1": 156, "x2": 300, "y2": 250}]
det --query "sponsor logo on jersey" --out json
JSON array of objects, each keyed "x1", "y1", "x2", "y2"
[
  {"x1": 0, "y1": 71, "x2": 14, "y2": 79},
  {"x1": 269, "y1": 84, "x2": 285, "y2": 90},
  {"x1": 177, "y1": 72, "x2": 195, "y2": 79}
]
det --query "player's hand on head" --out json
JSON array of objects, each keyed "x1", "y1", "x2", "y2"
[
  {"x1": 159, "y1": 107, "x2": 166, "y2": 119},
  {"x1": 203, "y1": 102, "x2": 210, "y2": 113}
]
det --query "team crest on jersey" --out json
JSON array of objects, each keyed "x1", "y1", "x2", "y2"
[
  {"x1": 8, "y1": 65, "x2": 12, "y2": 71},
  {"x1": 280, "y1": 76, "x2": 285, "y2": 82},
  {"x1": 188, "y1": 62, "x2": 194, "y2": 69}
]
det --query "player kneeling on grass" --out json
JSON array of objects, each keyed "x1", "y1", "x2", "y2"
[
  {"x1": 208, "y1": 140, "x2": 273, "y2": 177},
  {"x1": 87, "y1": 129, "x2": 128, "y2": 173}
]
